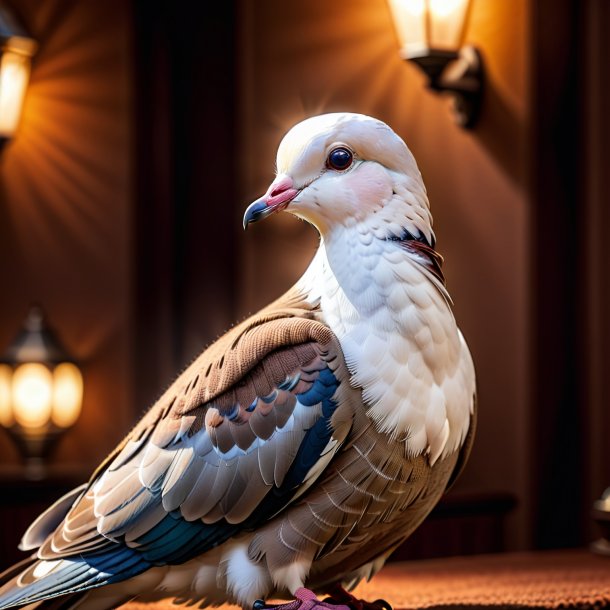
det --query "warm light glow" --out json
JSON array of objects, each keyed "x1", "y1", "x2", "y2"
[
  {"x1": 12, "y1": 363, "x2": 53, "y2": 429},
  {"x1": 430, "y1": 0, "x2": 463, "y2": 18},
  {"x1": 405, "y1": 0, "x2": 425, "y2": 15},
  {"x1": 429, "y1": 0, "x2": 469, "y2": 48},
  {"x1": 388, "y1": 0, "x2": 470, "y2": 52},
  {"x1": 0, "y1": 50, "x2": 31, "y2": 138},
  {"x1": 0, "y1": 365, "x2": 13, "y2": 426},
  {"x1": 387, "y1": 0, "x2": 427, "y2": 55},
  {"x1": 52, "y1": 363, "x2": 83, "y2": 428}
]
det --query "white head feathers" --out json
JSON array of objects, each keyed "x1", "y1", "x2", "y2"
[{"x1": 275, "y1": 113, "x2": 433, "y2": 243}]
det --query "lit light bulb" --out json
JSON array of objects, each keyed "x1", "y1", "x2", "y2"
[
  {"x1": 0, "y1": 51, "x2": 31, "y2": 138},
  {"x1": 12, "y1": 363, "x2": 53, "y2": 429},
  {"x1": 52, "y1": 363, "x2": 83, "y2": 428}
]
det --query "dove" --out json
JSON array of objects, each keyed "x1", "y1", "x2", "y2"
[{"x1": 0, "y1": 112, "x2": 476, "y2": 610}]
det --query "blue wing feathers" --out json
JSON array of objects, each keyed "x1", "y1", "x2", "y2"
[
  {"x1": 132, "y1": 514, "x2": 237, "y2": 564},
  {"x1": 132, "y1": 511, "x2": 183, "y2": 546},
  {"x1": 137, "y1": 365, "x2": 340, "y2": 563},
  {"x1": 124, "y1": 364, "x2": 340, "y2": 568},
  {"x1": 239, "y1": 368, "x2": 340, "y2": 525}
]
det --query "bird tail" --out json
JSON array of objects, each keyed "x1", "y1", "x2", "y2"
[
  {"x1": 19, "y1": 592, "x2": 87, "y2": 610},
  {"x1": 0, "y1": 561, "x2": 129, "y2": 610},
  {"x1": 0, "y1": 556, "x2": 88, "y2": 609},
  {"x1": 0, "y1": 557, "x2": 37, "y2": 608},
  {"x1": 0, "y1": 546, "x2": 147, "y2": 610}
]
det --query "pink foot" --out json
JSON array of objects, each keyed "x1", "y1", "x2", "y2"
[
  {"x1": 253, "y1": 588, "x2": 350, "y2": 610},
  {"x1": 323, "y1": 585, "x2": 393, "y2": 610}
]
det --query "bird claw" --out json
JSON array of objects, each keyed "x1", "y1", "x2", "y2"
[
  {"x1": 323, "y1": 585, "x2": 393, "y2": 610},
  {"x1": 252, "y1": 588, "x2": 351, "y2": 610}
]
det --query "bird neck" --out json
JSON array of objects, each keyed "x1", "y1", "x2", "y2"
[
  {"x1": 299, "y1": 224, "x2": 454, "y2": 334},
  {"x1": 296, "y1": 225, "x2": 471, "y2": 462}
]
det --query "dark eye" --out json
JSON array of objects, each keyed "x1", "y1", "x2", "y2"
[{"x1": 327, "y1": 147, "x2": 353, "y2": 171}]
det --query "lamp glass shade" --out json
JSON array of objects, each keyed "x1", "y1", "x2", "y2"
[
  {"x1": 0, "y1": 50, "x2": 31, "y2": 138},
  {"x1": 387, "y1": 0, "x2": 427, "y2": 56},
  {"x1": 12, "y1": 362, "x2": 53, "y2": 429},
  {"x1": 388, "y1": 0, "x2": 470, "y2": 55},
  {"x1": 51, "y1": 362, "x2": 83, "y2": 428},
  {"x1": 429, "y1": 0, "x2": 469, "y2": 48},
  {"x1": 0, "y1": 364, "x2": 13, "y2": 426}
]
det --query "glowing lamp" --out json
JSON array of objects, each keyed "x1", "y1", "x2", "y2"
[
  {"x1": 0, "y1": 306, "x2": 83, "y2": 478},
  {"x1": 0, "y1": 2, "x2": 37, "y2": 140},
  {"x1": 387, "y1": 0, "x2": 483, "y2": 128}
]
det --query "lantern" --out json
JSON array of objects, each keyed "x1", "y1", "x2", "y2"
[
  {"x1": 387, "y1": 0, "x2": 484, "y2": 128},
  {"x1": 0, "y1": 305, "x2": 83, "y2": 478}
]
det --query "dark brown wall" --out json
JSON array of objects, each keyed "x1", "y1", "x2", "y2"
[
  {"x1": 582, "y1": 0, "x2": 610, "y2": 524},
  {"x1": 0, "y1": 0, "x2": 133, "y2": 469}
]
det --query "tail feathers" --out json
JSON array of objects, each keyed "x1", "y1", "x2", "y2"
[
  {"x1": 0, "y1": 547, "x2": 151, "y2": 609},
  {"x1": 20, "y1": 592, "x2": 87, "y2": 610},
  {"x1": 0, "y1": 559, "x2": 96, "y2": 609},
  {"x1": 0, "y1": 558, "x2": 38, "y2": 590}
]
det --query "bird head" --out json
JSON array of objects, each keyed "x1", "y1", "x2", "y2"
[{"x1": 243, "y1": 113, "x2": 434, "y2": 243}]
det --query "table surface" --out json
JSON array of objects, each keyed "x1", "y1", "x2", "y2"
[{"x1": 124, "y1": 549, "x2": 610, "y2": 610}]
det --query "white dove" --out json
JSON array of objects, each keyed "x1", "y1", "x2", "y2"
[{"x1": 0, "y1": 112, "x2": 476, "y2": 610}]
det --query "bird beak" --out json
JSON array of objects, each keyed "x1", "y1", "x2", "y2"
[{"x1": 243, "y1": 175, "x2": 298, "y2": 229}]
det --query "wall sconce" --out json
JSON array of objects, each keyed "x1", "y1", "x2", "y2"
[
  {"x1": 0, "y1": 305, "x2": 83, "y2": 479},
  {"x1": 387, "y1": 0, "x2": 483, "y2": 128},
  {"x1": 0, "y1": 2, "x2": 37, "y2": 141},
  {"x1": 592, "y1": 487, "x2": 610, "y2": 556}
]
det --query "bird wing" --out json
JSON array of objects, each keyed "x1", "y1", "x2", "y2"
[
  {"x1": 49, "y1": 293, "x2": 353, "y2": 560},
  {"x1": 0, "y1": 292, "x2": 353, "y2": 608}
]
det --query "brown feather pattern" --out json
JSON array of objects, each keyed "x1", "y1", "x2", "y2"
[
  {"x1": 248, "y1": 407, "x2": 469, "y2": 592},
  {"x1": 35, "y1": 290, "x2": 356, "y2": 568}
]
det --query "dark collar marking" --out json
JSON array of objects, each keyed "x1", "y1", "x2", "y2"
[{"x1": 386, "y1": 228, "x2": 445, "y2": 285}]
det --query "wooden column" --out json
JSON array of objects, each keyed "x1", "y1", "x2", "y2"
[
  {"x1": 131, "y1": 0, "x2": 239, "y2": 414},
  {"x1": 529, "y1": 0, "x2": 585, "y2": 548},
  {"x1": 530, "y1": 0, "x2": 610, "y2": 548}
]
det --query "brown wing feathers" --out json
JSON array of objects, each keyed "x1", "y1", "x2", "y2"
[
  {"x1": 37, "y1": 294, "x2": 351, "y2": 567},
  {"x1": 250, "y1": 410, "x2": 459, "y2": 585}
]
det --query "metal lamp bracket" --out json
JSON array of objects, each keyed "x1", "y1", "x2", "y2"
[{"x1": 407, "y1": 45, "x2": 484, "y2": 129}]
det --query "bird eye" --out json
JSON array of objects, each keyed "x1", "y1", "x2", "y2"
[{"x1": 327, "y1": 147, "x2": 353, "y2": 171}]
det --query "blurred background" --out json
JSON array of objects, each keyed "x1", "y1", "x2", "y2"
[{"x1": 0, "y1": 0, "x2": 608, "y2": 570}]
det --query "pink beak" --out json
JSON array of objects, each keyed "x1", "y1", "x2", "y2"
[{"x1": 243, "y1": 175, "x2": 298, "y2": 229}]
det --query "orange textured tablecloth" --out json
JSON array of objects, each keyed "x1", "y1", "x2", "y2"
[{"x1": 124, "y1": 549, "x2": 610, "y2": 610}]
